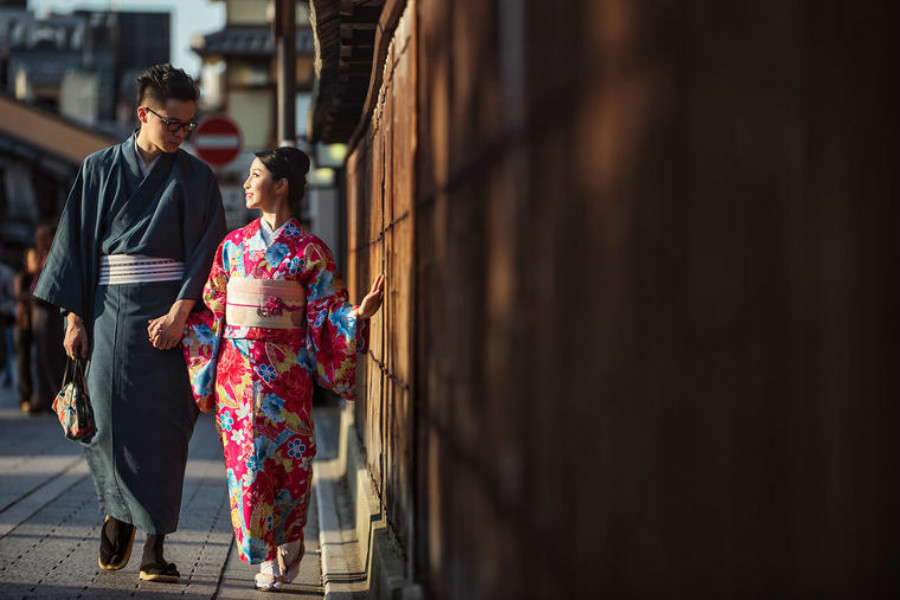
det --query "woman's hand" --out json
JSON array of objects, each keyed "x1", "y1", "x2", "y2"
[
  {"x1": 358, "y1": 273, "x2": 385, "y2": 320},
  {"x1": 148, "y1": 313, "x2": 184, "y2": 351},
  {"x1": 148, "y1": 299, "x2": 196, "y2": 350},
  {"x1": 64, "y1": 313, "x2": 89, "y2": 359}
]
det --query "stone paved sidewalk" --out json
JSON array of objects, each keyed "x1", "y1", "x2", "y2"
[{"x1": 0, "y1": 378, "x2": 324, "y2": 599}]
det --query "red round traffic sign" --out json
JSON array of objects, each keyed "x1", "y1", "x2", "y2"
[{"x1": 192, "y1": 115, "x2": 242, "y2": 167}]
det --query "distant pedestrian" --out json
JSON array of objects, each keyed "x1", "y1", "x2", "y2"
[
  {"x1": 13, "y1": 248, "x2": 39, "y2": 412},
  {"x1": 182, "y1": 147, "x2": 384, "y2": 590},
  {"x1": 0, "y1": 244, "x2": 14, "y2": 389},
  {"x1": 33, "y1": 63, "x2": 226, "y2": 583},
  {"x1": 30, "y1": 225, "x2": 65, "y2": 413}
]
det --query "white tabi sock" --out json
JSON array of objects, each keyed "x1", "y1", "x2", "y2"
[
  {"x1": 279, "y1": 540, "x2": 302, "y2": 566},
  {"x1": 259, "y1": 558, "x2": 282, "y2": 578}
]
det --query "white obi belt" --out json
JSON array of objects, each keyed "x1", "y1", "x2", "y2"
[
  {"x1": 225, "y1": 278, "x2": 306, "y2": 329},
  {"x1": 98, "y1": 254, "x2": 184, "y2": 285}
]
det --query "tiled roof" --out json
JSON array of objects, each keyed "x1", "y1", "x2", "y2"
[
  {"x1": 193, "y1": 26, "x2": 315, "y2": 57},
  {"x1": 308, "y1": 0, "x2": 392, "y2": 143}
]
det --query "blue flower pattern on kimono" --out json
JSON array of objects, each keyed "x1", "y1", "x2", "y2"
[
  {"x1": 254, "y1": 435, "x2": 278, "y2": 463},
  {"x1": 287, "y1": 438, "x2": 306, "y2": 459},
  {"x1": 287, "y1": 256, "x2": 304, "y2": 275},
  {"x1": 194, "y1": 323, "x2": 216, "y2": 345},
  {"x1": 329, "y1": 309, "x2": 356, "y2": 340},
  {"x1": 246, "y1": 537, "x2": 268, "y2": 563},
  {"x1": 309, "y1": 269, "x2": 335, "y2": 300},
  {"x1": 218, "y1": 412, "x2": 234, "y2": 432},
  {"x1": 265, "y1": 242, "x2": 289, "y2": 267},
  {"x1": 255, "y1": 364, "x2": 277, "y2": 384},
  {"x1": 260, "y1": 394, "x2": 285, "y2": 423},
  {"x1": 282, "y1": 222, "x2": 302, "y2": 237},
  {"x1": 192, "y1": 370, "x2": 213, "y2": 398},
  {"x1": 296, "y1": 345, "x2": 316, "y2": 374},
  {"x1": 222, "y1": 239, "x2": 244, "y2": 275}
]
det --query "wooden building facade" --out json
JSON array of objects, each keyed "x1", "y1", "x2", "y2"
[{"x1": 308, "y1": 1, "x2": 900, "y2": 598}]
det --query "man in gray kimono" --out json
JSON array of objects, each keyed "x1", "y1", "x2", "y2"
[{"x1": 34, "y1": 64, "x2": 226, "y2": 582}]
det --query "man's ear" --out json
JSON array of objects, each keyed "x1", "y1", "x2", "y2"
[{"x1": 136, "y1": 105, "x2": 148, "y2": 124}]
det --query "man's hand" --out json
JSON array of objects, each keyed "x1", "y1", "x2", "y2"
[
  {"x1": 148, "y1": 299, "x2": 196, "y2": 351},
  {"x1": 358, "y1": 273, "x2": 385, "y2": 320},
  {"x1": 64, "y1": 313, "x2": 89, "y2": 359}
]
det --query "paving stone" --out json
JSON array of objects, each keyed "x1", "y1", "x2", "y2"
[{"x1": 0, "y1": 401, "x2": 326, "y2": 599}]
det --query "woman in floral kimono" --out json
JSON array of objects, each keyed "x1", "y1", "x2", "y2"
[{"x1": 177, "y1": 147, "x2": 384, "y2": 590}]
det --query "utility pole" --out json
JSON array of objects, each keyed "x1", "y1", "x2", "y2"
[{"x1": 274, "y1": 0, "x2": 296, "y2": 147}]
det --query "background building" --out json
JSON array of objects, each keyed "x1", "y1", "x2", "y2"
[
  {"x1": 0, "y1": 92, "x2": 115, "y2": 246},
  {"x1": 0, "y1": 3, "x2": 169, "y2": 135},
  {"x1": 191, "y1": 0, "x2": 345, "y2": 243},
  {"x1": 0, "y1": 2, "x2": 170, "y2": 249}
]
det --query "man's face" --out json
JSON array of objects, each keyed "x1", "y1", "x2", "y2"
[{"x1": 136, "y1": 99, "x2": 196, "y2": 153}]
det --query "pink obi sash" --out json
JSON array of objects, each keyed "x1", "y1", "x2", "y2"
[{"x1": 225, "y1": 278, "x2": 306, "y2": 329}]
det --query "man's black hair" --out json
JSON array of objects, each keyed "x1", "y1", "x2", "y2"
[{"x1": 136, "y1": 63, "x2": 199, "y2": 106}]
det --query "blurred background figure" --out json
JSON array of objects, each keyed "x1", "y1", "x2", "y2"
[
  {"x1": 14, "y1": 248, "x2": 40, "y2": 413},
  {"x1": 29, "y1": 225, "x2": 65, "y2": 414},
  {"x1": 0, "y1": 239, "x2": 14, "y2": 389}
]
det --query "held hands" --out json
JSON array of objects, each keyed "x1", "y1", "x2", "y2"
[
  {"x1": 148, "y1": 313, "x2": 184, "y2": 351},
  {"x1": 148, "y1": 299, "x2": 196, "y2": 351},
  {"x1": 358, "y1": 273, "x2": 385, "y2": 320},
  {"x1": 64, "y1": 313, "x2": 89, "y2": 359}
]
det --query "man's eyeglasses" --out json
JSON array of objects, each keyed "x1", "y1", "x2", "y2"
[{"x1": 143, "y1": 107, "x2": 198, "y2": 133}]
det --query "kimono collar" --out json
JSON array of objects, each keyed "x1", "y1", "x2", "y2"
[
  {"x1": 121, "y1": 130, "x2": 175, "y2": 183},
  {"x1": 133, "y1": 135, "x2": 160, "y2": 177},
  {"x1": 259, "y1": 217, "x2": 293, "y2": 247}
]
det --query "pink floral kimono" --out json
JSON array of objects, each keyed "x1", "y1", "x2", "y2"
[{"x1": 182, "y1": 217, "x2": 367, "y2": 563}]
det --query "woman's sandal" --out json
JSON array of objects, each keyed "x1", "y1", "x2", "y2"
[
  {"x1": 254, "y1": 572, "x2": 284, "y2": 591},
  {"x1": 139, "y1": 560, "x2": 180, "y2": 583},
  {"x1": 278, "y1": 545, "x2": 304, "y2": 584},
  {"x1": 98, "y1": 516, "x2": 136, "y2": 571}
]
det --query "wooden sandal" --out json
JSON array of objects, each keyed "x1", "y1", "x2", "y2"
[
  {"x1": 98, "y1": 516, "x2": 136, "y2": 571},
  {"x1": 254, "y1": 571, "x2": 284, "y2": 591},
  {"x1": 139, "y1": 560, "x2": 180, "y2": 582}
]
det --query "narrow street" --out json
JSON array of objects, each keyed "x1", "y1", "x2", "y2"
[
  {"x1": 2, "y1": 1, "x2": 898, "y2": 597},
  {"x1": 0, "y1": 378, "x2": 327, "y2": 599}
]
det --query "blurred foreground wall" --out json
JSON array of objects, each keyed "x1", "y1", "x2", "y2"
[{"x1": 340, "y1": 1, "x2": 899, "y2": 597}]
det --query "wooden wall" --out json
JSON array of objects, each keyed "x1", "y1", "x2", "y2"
[
  {"x1": 345, "y1": 0, "x2": 418, "y2": 554},
  {"x1": 344, "y1": 1, "x2": 900, "y2": 598}
]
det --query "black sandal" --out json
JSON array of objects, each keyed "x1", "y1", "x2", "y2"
[
  {"x1": 98, "y1": 516, "x2": 136, "y2": 570},
  {"x1": 139, "y1": 560, "x2": 180, "y2": 582}
]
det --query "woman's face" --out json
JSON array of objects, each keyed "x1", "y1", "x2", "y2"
[{"x1": 243, "y1": 158, "x2": 283, "y2": 212}]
